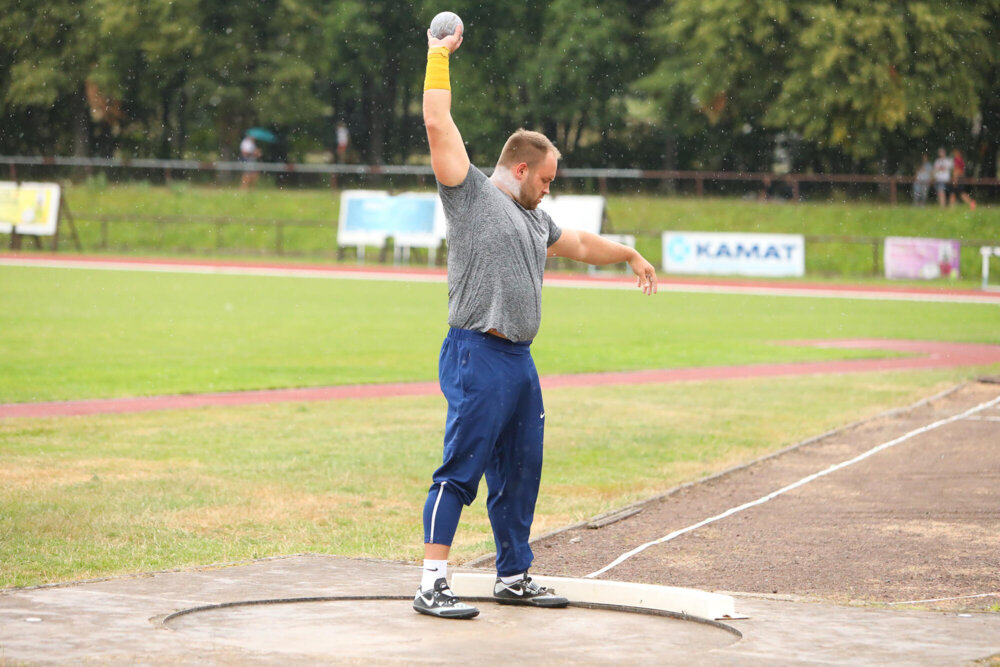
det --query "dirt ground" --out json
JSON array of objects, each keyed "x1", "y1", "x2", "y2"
[{"x1": 492, "y1": 380, "x2": 1000, "y2": 612}]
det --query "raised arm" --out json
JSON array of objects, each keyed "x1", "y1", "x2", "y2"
[
  {"x1": 423, "y1": 26, "x2": 470, "y2": 187},
  {"x1": 549, "y1": 229, "x2": 658, "y2": 295}
]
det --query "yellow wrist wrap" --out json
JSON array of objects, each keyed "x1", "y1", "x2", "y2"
[{"x1": 424, "y1": 46, "x2": 451, "y2": 91}]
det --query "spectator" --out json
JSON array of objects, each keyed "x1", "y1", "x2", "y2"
[
  {"x1": 932, "y1": 147, "x2": 952, "y2": 207},
  {"x1": 759, "y1": 175, "x2": 794, "y2": 202},
  {"x1": 949, "y1": 149, "x2": 976, "y2": 210},
  {"x1": 240, "y1": 134, "x2": 262, "y2": 190},
  {"x1": 912, "y1": 154, "x2": 932, "y2": 205},
  {"x1": 336, "y1": 122, "x2": 350, "y2": 163},
  {"x1": 758, "y1": 176, "x2": 772, "y2": 201}
]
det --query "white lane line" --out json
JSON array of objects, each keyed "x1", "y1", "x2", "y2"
[
  {"x1": 964, "y1": 416, "x2": 1000, "y2": 422},
  {"x1": 886, "y1": 592, "x2": 1000, "y2": 606},
  {"x1": 551, "y1": 280, "x2": 1000, "y2": 305},
  {"x1": 0, "y1": 258, "x2": 448, "y2": 283},
  {"x1": 585, "y1": 394, "x2": 1000, "y2": 579}
]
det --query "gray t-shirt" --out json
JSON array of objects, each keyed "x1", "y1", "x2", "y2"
[{"x1": 438, "y1": 165, "x2": 562, "y2": 342}]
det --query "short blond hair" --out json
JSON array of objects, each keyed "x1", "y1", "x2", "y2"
[{"x1": 496, "y1": 129, "x2": 561, "y2": 169}]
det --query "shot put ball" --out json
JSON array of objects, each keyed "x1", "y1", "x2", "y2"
[{"x1": 430, "y1": 11, "x2": 463, "y2": 39}]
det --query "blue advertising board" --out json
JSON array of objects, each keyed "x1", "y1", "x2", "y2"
[{"x1": 343, "y1": 196, "x2": 436, "y2": 234}]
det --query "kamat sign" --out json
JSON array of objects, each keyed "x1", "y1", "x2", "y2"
[{"x1": 662, "y1": 232, "x2": 805, "y2": 277}]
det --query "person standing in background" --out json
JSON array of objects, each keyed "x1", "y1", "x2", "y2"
[
  {"x1": 949, "y1": 149, "x2": 976, "y2": 210},
  {"x1": 239, "y1": 134, "x2": 262, "y2": 190},
  {"x1": 932, "y1": 148, "x2": 952, "y2": 207},
  {"x1": 336, "y1": 122, "x2": 350, "y2": 163},
  {"x1": 912, "y1": 154, "x2": 932, "y2": 206}
]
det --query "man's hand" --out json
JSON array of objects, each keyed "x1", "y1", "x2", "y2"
[
  {"x1": 628, "y1": 252, "x2": 658, "y2": 296},
  {"x1": 427, "y1": 24, "x2": 463, "y2": 52}
]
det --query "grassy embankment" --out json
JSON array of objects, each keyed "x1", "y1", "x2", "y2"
[{"x1": 48, "y1": 183, "x2": 999, "y2": 283}]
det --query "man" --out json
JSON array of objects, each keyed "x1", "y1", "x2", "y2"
[
  {"x1": 932, "y1": 147, "x2": 952, "y2": 207},
  {"x1": 414, "y1": 24, "x2": 658, "y2": 620},
  {"x1": 336, "y1": 122, "x2": 350, "y2": 163},
  {"x1": 949, "y1": 148, "x2": 976, "y2": 210},
  {"x1": 239, "y1": 133, "x2": 262, "y2": 190},
  {"x1": 912, "y1": 154, "x2": 932, "y2": 206}
]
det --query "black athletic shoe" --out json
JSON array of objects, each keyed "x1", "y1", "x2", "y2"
[
  {"x1": 493, "y1": 574, "x2": 569, "y2": 607},
  {"x1": 413, "y1": 577, "x2": 480, "y2": 619}
]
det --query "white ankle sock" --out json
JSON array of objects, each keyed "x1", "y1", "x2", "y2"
[
  {"x1": 421, "y1": 560, "x2": 448, "y2": 591},
  {"x1": 500, "y1": 573, "x2": 525, "y2": 585}
]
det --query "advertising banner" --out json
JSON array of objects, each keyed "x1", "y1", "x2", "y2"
[
  {"x1": 538, "y1": 195, "x2": 605, "y2": 234},
  {"x1": 0, "y1": 182, "x2": 61, "y2": 236},
  {"x1": 884, "y1": 237, "x2": 960, "y2": 280},
  {"x1": 662, "y1": 231, "x2": 805, "y2": 277},
  {"x1": 337, "y1": 191, "x2": 445, "y2": 249}
]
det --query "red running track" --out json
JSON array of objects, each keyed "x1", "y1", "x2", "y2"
[{"x1": 2, "y1": 339, "x2": 998, "y2": 420}]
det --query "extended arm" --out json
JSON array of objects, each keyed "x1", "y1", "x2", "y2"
[
  {"x1": 548, "y1": 228, "x2": 658, "y2": 295},
  {"x1": 423, "y1": 27, "x2": 469, "y2": 187}
]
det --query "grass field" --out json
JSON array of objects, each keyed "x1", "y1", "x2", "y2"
[
  {"x1": 3, "y1": 265, "x2": 999, "y2": 403},
  {"x1": 0, "y1": 369, "x2": 981, "y2": 589},
  {"x1": 55, "y1": 183, "x2": 999, "y2": 280},
  {"x1": 1, "y1": 265, "x2": 998, "y2": 588}
]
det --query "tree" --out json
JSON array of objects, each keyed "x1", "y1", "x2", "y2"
[
  {"x1": 641, "y1": 0, "x2": 997, "y2": 171},
  {"x1": 421, "y1": 0, "x2": 644, "y2": 166},
  {"x1": 973, "y1": 2, "x2": 1000, "y2": 177},
  {"x1": 0, "y1": 0, "x2": 102, "y2": 156},
  {"x1": 635, "y1": 1, "x2": 801, "y2": 171},
  {"x1": 767, "y1": 1, "x2": 993, "y2": 166},
  {"x1": 90, "y1": 0, "x2": 205, "y2": 158},
  {"x1": 316, "y1": 0, "x2": 425, "y2": 164},
  {"x1": 530, "y1": 0, "x2": 634, "y2": 158}
]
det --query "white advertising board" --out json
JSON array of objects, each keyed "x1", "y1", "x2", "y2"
[
  {"x1": 0, "y1": 182, "x2": 61, "y2": 236},
  {"x1": 662, "y1": 231, "x2": 805, "y2": 277},
  {"x1": 537, "y1": 195, "x2": 605, "y2": 234}
]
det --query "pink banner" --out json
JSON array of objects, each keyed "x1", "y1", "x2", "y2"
[{"x1": 884, "y1": 237, "x2": 960, "y2": 280}]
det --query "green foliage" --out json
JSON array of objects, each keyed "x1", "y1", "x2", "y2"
[
  {"x1": 0, "y1": 1, "x2": 998, "y2": 174},
  {"x1": 768, "y1": 1, "x2": 991, "y2": 159},
  {"x1": 531, "y1": 0, "x2": 634, "y2": 153},
  {"x1": 315, "y1": 0, "x2": 425, "y2": 161},
  {"x1": 57, "y1": 183, "x2": 999, "y2": 279},
  {"x1": 642, "y1": 0, "x2": 998, "y2": 167}
]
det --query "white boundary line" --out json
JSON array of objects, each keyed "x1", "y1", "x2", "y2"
[
  {"x1": 0, "y1": 257, "x2": 448, "y2": 283},
  {"x1": 887, "y1": 592, "x2": 1000, "y2": 606},
  {"x1": 551, "y1": 279, "x2": 1000, "y2": 305},
  {"x1": 463, "y1": 384, "x2": 968, "y2": 570},
  {"x1": 3, "y1": 257, "x2": 1000, "y2": 304},
  {"x1": 585, "y1": 393, "x2": 1000, "y2": 579}
]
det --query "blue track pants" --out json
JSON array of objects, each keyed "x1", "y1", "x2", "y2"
[{"x1": 423, "y1": 328, "x2": 545, "y2": 577}]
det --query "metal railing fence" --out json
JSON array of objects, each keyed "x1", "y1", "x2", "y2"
[{"x1": 3, "y1": 155, "x2": 999, "y2": 203}]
